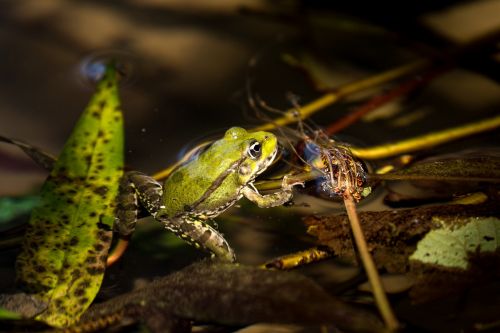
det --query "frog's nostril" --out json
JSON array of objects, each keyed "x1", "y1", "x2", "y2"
[{"x1": 264, "y1": 135, "x2": 269, "y2": 140}]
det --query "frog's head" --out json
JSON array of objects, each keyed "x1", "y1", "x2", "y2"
[{"x1": 222, "y1": 127, "x2": 278, "y2": 185}]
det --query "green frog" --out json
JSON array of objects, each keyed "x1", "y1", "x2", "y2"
[{"x1": 115, "y1": 127, "x2": 301, "y2": 262}]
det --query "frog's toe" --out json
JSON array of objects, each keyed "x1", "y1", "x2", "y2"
[
  {"x1": 210, "y1": 240, "x2": 236, "y2": 263},
  {"x1": 210, "y1": 251, "x2": 236, "y2": 263}
]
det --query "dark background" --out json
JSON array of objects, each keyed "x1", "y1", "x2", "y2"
[{"x1": 1, "y1": 0, "x2": 499, "y2": 195}]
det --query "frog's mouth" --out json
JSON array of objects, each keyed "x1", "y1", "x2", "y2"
[{"x1": 255, "y1": 145, "x2": 278, "y2": 177}]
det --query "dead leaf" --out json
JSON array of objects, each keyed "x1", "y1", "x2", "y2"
[{"x1": 305, "y1": 199, "x2": 500, "y2": 302}]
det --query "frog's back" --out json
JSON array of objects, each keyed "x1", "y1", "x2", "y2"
[{"x1": 160, "y1": 137, "x2": 245, "y2": 218}]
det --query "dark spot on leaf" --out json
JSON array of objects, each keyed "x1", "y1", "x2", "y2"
[
  {"x1": 27, "y1": 241, "x2": 39, "y2": 251},
  {"x1": 483, "y1": 236, "x2": 494, "y2": 241},
  {"x1": 94, "y1": 186, "x2": 108, "y2": 196},
  {"x1": 79, "y1": 279, "x2": 92, "y2": 289},
  {"x1": 97, "y1": 221, "x2": 112, "y2": 231},
  {"x1": 74, "y1": 288, "x2": 86, "y2": 297},
  {"x1": 86, "y1": 256, "x2": 97, "y2": 264},
  {"x1": 86, "y1": 267, "x2": 104, "y2": 275},
  {"x1": 34, "y1": 265, "x2": 46, "y2": 273},
  {"x1": 69, "y1": 236, "x2": 79, "y2": 246},
  {"x1": 71, "y1": 269, "x2": 82, "y2": 280},
  {"x1": 97, "y1": 231, "x2": 111, "y2": 243}
]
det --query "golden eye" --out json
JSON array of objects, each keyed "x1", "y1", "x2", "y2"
[{"x1": 247, "y1": 141, "x2": 261, "y2": 160}]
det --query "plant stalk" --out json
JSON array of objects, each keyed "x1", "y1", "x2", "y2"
[{"x1": 343, "y1": 194, "x2": 399, "y2": 331}]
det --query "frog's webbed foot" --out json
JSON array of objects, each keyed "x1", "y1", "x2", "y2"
[
  {"x1": 156, "y1": 214, "x2": 236, "y2": 263},
  {"x1": 115, "y1": 171, "x2": 163, "y2": 236}
]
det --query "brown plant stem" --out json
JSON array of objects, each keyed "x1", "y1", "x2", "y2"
[
  {"x1": 343, "y1": 194, "x2": 399, "y2": 331},
  {"x1": 325, "y1": 67, "x2": 448, "y2": 136},
  {"x1": 251, "y1": 60, "x2": 430, "y2": 132}
]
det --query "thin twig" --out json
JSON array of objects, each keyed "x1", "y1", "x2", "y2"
[
  {"x1": 325, "y1": 67, "x2": 448, "y2": 135},
  {"x1": 252, "y1": 60, "x2": 429, "y2": 132},
  {"x1": 343, "y1": 194, "x2": 399, "y2": 331}
]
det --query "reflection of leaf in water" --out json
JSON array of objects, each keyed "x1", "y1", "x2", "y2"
[
  {"x1": 78, "y1": 261, "x2": 383, "y2": 333},
  {"x1": 376, "y1": 154, "x2": 500, "y2": 203},
  {"x1": 410, "y1": 216, "x2": 500, "y2": 269},
  {"x1": 387, "y1": 154, "x2": 500, "y2": 181}
]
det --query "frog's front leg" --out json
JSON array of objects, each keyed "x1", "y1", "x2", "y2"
[
  {"x1": 241, "y1": 175, "x2": 302, "y2": 208},
  {"x1": 116, "y1": 171, "x2": 235, "y2": 262}
]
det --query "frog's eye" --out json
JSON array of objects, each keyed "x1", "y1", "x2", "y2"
[{"x1": 247, "y1": 141, "x2": 262, "y2": 160}]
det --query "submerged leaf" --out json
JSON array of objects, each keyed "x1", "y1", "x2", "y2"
[
  {"x1": 14, "y1": 65, "x2": 124, "y2": 327},
  {"x1": 306, "y1": 200, "x2": 499, "y2": 271},
  {"x1": 76, "y1": 261, "x2": 383, "y2": 332},
  {"x1": 305, "y1": 199, "x2": 500, "y2": 302},
  {"x1": 410, "y1": 216, "x2": 500, "y2": 269},
  {"x1": 0, "y1": 195, "x2": 39, "y2": 227},
  {"x1": 409, "y1": 216, "x2": 500, "y2": 303}
]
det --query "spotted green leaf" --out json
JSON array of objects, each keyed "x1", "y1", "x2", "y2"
[
  {"x1": 15, "y1": 65, "x2": 124, "y2": 327},
  {"x1": 410, "y1": 216, "x2": 500, "y2": 269}
]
